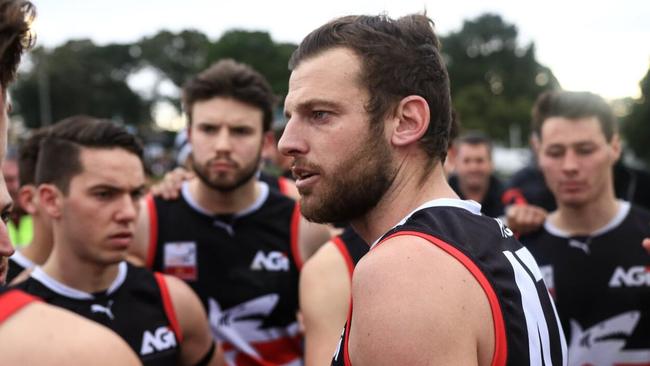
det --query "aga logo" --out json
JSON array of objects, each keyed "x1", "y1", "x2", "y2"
[
  {"x1": 609, "y1": 266, "x2": 650, "y2": 287},
  {"x1": 140, "y1": 326, "x2": 177, "y2": 355},
  {"x1": 250, "y1": 250, "x2": 289, "y2": 271}
]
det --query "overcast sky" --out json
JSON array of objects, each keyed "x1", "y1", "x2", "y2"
[{"x1": 33, "y1": 0, "x2": 649, "y2": 101}]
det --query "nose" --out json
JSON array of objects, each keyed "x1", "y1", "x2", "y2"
[
  {"x1": 278, "y1": 117, "x2": 307, "y2": 158},
  {"x1": 214, "y1": 129, "x2": 232, "y2": 154},
  {"x1": 115, "y1": 194, "x2": 139, "y2": 224},
  {"x1": 561, "y1": 149, "x2": 579, "y2": 174}
]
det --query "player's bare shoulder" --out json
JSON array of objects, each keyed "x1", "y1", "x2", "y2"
[{"x1": 350, "y1": 234, "x2": 495, "y2": 365}]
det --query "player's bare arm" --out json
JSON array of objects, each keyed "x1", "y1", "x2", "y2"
[
  {"x1": 349, "y1": 235, "x2": 495, "y2": 366},
  {"x1": 164, "y1": 274, "x2": 224, "y2": 366},
  {"x1": 300, "y1": 241, "x2": 352, "y2": 366}
]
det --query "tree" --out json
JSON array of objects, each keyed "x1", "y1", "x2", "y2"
[
  {"x1": 207, "y1": 30, "x2": 296, "y2": 98},
  {"x1": 622, "y1": 67, "x2": 650, "y2": 166},
  {"x1": 137, "y1": 30, "x2": 211, "y2": 87},
  {"x1": 441, "y1": 14, "x2": 559, "y2": 144},
  {"x1": 12, "y1": 40, "x2": 149, "y2": 128}
]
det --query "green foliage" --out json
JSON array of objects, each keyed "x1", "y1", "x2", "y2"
[
  {"x1": 13, "y1": 40, "x2": 149, "y2": 128},
  {"x1": 622, "y1": 68, "x2": 650, "y2": 165},
  {"x1": 207, "y1": 30, "x2": 296, "y2": 98},
  {"x1": 137, "y1": 30, "x2": 211, "y2": 87},
  {"x1": 441, "y1": 13, "x2": 559, "y2": 144},
  {"x1": 10, "y1": 13, "x2": 557, "y2": 137}
]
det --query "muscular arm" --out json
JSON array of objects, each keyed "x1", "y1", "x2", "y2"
[
  {"x1": 0, "y1": 302, "x2": 142, "y2": 366},
  {"x1": 164, "y1": 274, "x2": 224, "y2": 366},
  {"x1": 348, "y1": 236, "x2": 495, "y2": 366},
  {"x1": 300, "y1": 241, "x2": 352, "y2": 366}
]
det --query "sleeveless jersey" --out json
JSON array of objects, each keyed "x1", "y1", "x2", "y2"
[
  {"x1": 331, "y1": 227, "x2": 368, "y2": 280},
  {"x1": 0, "y1": 287, "x2": 39, "y2": 324},
  {"x1": 520, "y1": 201, "x2": 650, "y2": 365},
  {"x1": 332, "y1": 199, "x2": 568, "y2": 366},
  {"x1": 148, "y1": 181, "x2": 303, "y2": 366},
  {"x1": 6, "y1": 250, "x2": 34, "y2": 284},
  {"x1": 14, "y1": 262, "x2": 181, "y2": 366}
]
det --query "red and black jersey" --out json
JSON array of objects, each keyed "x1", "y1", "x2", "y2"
[
  {"x1": 147, "y1": 181, "x2": 303, "y2": 366},
  {"x1": 331, "y1": 227, "x2": 368, "y2": 280},
  {"x1": 332, "y1": 199, "x2": 568, "y2": 366},
  {"x1": 520, "y1": 201, "x2": 650, "y2": 365},
  {"x1": 0, "y1": 287, "x2": 39, "y2": 324},
  {"x1": 13, "y1": 262, "x2": 181, "y2": 366}
]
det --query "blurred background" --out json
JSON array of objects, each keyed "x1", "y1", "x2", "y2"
[{"x1": 8, "y1": 0, "x2": 650, "y2": 177}]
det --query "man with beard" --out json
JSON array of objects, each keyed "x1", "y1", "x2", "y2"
[
  {"x1": 279, "y1": 14, "x2": 567, "y2": 365},
  {"x1": 448, "y1": 132, "x2": 505, "y2": 218},
  {"x1": 131, "y1": 59, "x2": 331, "y2": 366},
  {"x1": 519, "y1": 91, "x2": 650, "y2": 365},
  {"x1": 0, "y1": 1, "x2": 140, "y2": 364}
]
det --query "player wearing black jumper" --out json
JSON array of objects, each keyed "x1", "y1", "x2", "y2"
[
  {"x1": 520, "y1": 90, "x2": 650, "y2": 365},
  {"x1": 280, "y1": 13, "x2": 568, "y2": 366}
]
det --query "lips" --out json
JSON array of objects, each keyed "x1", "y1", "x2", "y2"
[
  {"x1": 292, "y1": 166, "x2": 320, "y2": 191},
  {"x1": 559, "y1": 181, "x2": 585, "y2": 191},
  {"x1": 107, "y1": 232, "x2": 134, "y2": 249}
]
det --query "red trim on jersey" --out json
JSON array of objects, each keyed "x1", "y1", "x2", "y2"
[
  {"x1": 501, "y1": 188, "x2": 528, "y2": 206},
  {"x1": 145, "y1": 193, "x2": 158, "y2": 269},
  {"x1": 343, "y1": 299, "x2": 353, "y2": 366},
  {"x1": 277, "y1": 176, "x2": 290, "y2": 197},
  {"x1": 0, "y1": 290, "x2": 39, "y2": 323},
  {"x1": 374, "y1": 231, "x2": 508, "y2": 366},
  {"x1": 154, "y1": 273, "x2": 184, "y2": 344},
  {"x1": 332, "y1": 236, "x2": 355, "y2": 280},
  {"x1": 290, "y1": 202, "x2": 303, "y2": 270}
]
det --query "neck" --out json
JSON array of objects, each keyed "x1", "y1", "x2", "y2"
[
  {"x1": 550, "y1": 188, "x2": 620, "y2": 236},
  {"x1": 20, "y1": 218, "x2": 53, "y2": 265},
  {"x1": 352, "y1": 160, "x2": 459, "y2": 245},
  {"x1": 41, "y1": 234, "x2": 121, "y2": 293},
  {"x1": 188, "y1": 176, "x2": 260, "y2": 214}
]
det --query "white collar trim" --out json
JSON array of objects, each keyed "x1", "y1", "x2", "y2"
[
  {"x1": 181, "y1": 180, "x2": 269, "y2": 218},
  {"x1": 10, "y1": 250, "x2": 35, "y2": 269},
  {"x1": 544, "y1": 200, "x2": 630, "y2": 238},
  {"x1": 30, "y1": 261, "x2": 128, "y2": 300},
  {"x1": 370, "y1": 198, "x2": 482, "y2": 248}
]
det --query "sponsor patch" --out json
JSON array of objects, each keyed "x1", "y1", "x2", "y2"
[{"x1": 163, "y1": 241, "x2": 198, "y2": 281}]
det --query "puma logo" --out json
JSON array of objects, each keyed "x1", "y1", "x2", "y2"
[{"x1": 90, "y1": 300, "x2": 115, "y2": 320}]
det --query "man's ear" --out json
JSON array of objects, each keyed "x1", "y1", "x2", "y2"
[
  {"x1": 610, "y1": 133, "x2": 622, "y2": 162},
  {"x1": 17, "y1": 185, "x2": 37, "y2": 215},
  {"x1": 389, "y1": 96, "x2": 430, "y2": 147},
  {"x1": 37, "y1": 184, "x2": 63, "y2": 219}
]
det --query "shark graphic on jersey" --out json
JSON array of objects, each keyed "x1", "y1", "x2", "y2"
[
  {"x1": 568, "y1": 311, "x2": 650, "y2": 366},
  {"x1": 208, "y1": 294, "x2": 301, "y2": 366}
]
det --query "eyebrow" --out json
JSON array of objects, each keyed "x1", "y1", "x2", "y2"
[
  {"x1": 89, "y1": 183, "x2": 146, "y2": 193},
  {"x1": 285, "y1": 99, "x2": 341, "y2": 118}
]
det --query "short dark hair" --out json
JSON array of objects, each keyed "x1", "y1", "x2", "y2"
[
  {"x1": 17, "y1": 126, "x2": 48, "y2": 186},
  {"x1": 532, "y1": 91, "x2": 616, "y2": 141},
  {"x1": 289, "y1": 14, "x2": 452, "y2": 164},
  {"x1": 35, "y1": 115, "x2": 144, "y2": 194},
  {"x1": 182, "y1": 59, "x2": 277, "y2": 132},
  {"x1": 455, "y1": 131, "x2": 493, "y2": 156},
  {"x1": 0, "y1": 0, "x2": 36, "y2": 88}
]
